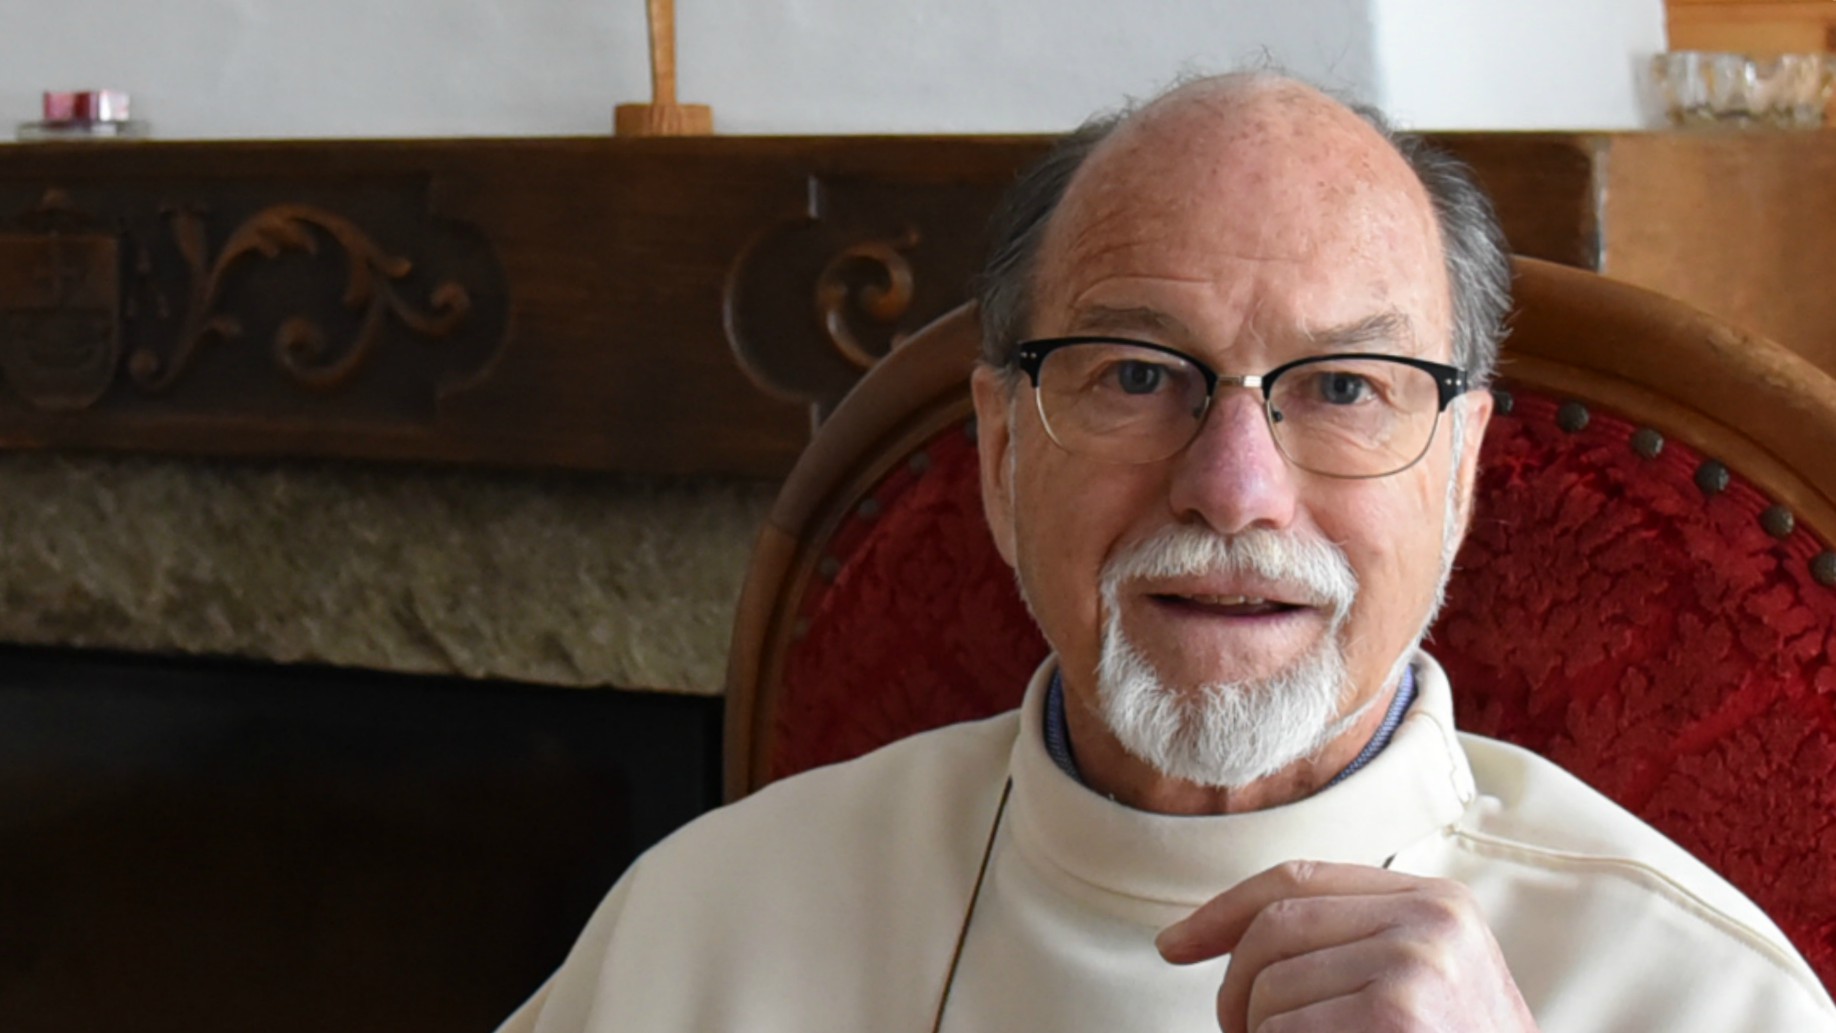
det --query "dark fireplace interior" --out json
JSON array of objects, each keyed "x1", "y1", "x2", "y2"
[{"x1": 0, "y1": 645, "x2": 723, "y2": 1033}]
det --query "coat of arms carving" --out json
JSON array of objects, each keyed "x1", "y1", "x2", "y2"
[{"x1": 0, "y1": 205, "x2": 121, "y2": 412}]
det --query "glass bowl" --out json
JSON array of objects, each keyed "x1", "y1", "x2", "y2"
[{"x1": 1650, "y1": 51, "x2": 1836, "y2": 129}]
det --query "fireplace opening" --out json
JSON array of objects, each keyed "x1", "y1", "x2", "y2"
[{"x1": 0, "y1": 643, "x2": 723, "y2": 1033}]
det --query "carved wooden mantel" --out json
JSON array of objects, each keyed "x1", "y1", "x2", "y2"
[{"x1": 0, "y1": 131, "x2": 1826, "y2": 478}]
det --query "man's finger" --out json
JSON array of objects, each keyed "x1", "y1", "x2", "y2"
[
  {"x1": 1157, "y1": 859, "x2": 1420, "y2": 964},
  {"x1": 1225, "y1": 987, "x2": 1373, "y2": 1033},
  {"x1": 1212, "y1": 895, "x2": 1406, "y2": 1029},
  {"x1": 1227, "y1": 930, "x2": 1415, "y2": 1033}
]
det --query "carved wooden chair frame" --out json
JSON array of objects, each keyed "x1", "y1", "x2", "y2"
[{"x1": 724, "y1": 256, "x2": 1836, "y2": 801}]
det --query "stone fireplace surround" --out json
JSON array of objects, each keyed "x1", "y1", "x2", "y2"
[{"x1": 0, "y1": 450, "x2": 773, "y2": 696}]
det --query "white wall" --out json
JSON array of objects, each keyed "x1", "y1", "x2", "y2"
[
  {"x1": 683, "y1": 0, "x2": 1380, "y2": 134},
  {"x1": 1371, "y1": 0, "x2": 1669, "y2": 129},
  {"x1": 0, "y1": 0, "x2": 1660, "y2": 139}
]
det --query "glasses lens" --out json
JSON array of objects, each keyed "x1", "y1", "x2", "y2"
[
  {"x1": 1034, "y1": 342, "x2": 1209, "y2": 463},
  {"x1": 1267, "y1": 357, "x2": 1443, "y2": 477}
]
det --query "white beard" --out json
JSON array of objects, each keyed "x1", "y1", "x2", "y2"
[
  {"x1": 1094, "y1": 524, "x2": 1362, "y2": 789},
  {"x1": 1038, "y1": 407, "x2": 1475, "y2": 791}
]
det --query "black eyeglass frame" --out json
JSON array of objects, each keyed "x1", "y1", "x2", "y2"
[{"x1": 1012, "y1": 336, "x2": 1477, "y2": 476}]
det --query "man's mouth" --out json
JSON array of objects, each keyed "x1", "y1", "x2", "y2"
[{"x1": 1148, "y1": 593, "x2": 1309, "y2": 618}]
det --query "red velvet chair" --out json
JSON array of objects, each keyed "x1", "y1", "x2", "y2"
[{"x1": 725, "y1": 257, "x2": 1836, "y2": 990}]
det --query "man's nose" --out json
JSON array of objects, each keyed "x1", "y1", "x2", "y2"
[{"x1": 1165, "y1": 389, "x2": 1300, "y2": 534}]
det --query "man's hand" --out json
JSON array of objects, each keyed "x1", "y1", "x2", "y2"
[{"x1": 1156, "y1": 861, "x2": 1540, "y2": 1033}]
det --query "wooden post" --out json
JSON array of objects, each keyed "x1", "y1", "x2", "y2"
[{"x1": 615, "y1": 0, "x2": 714, "y2": 136}]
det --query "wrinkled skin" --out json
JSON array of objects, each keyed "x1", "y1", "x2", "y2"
[{"x1": 1159, "y1": 861, "x2": 1536, "y2": 1033}]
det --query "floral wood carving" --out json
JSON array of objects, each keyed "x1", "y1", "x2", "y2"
[
  {"x1": 132, "y1": 203, "x2": 471, "y2": 393},
  {"x1": 0, "y1": 184, "x2": 505, "y2": 421},
  {"x1": 724, "y1": 176, "x2": 1006, "y2": 421},
  {"x1": 813, "y1": 227, "x2": 920, "y2": 371}
]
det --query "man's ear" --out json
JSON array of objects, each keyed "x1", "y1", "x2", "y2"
[
  {"x1": 1452, "y1": 388, "x2": 1495, "y2": 533},
  {"x1": 971, "y1": 365, "x2": 1020, "y2": 569}
]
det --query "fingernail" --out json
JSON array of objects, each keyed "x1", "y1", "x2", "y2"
[{"x1": 1154, "y1": 923, "x2": 1186, "y2": 957}]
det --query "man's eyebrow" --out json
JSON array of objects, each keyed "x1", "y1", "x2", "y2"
[
  {"x1": 1305, "y1": 310, "x2": 1416, "y2": 352},
  {"x1": 1064, "y1": 304, "x2": 1193, "y2": 341}
]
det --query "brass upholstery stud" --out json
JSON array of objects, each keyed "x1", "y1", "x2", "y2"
[
  {"x1": 791, "y1": 617, "x2": 811, "y2": 640},
  {"x1": 1761, "y1": 506, "x2": 1796, "y2": 539},
  {"x1": 1631, "y1": 428, "x2": 1664, "y2": 460},
  {"x1": 818, "y1": 556, "x2": 842, "y2": 581},
  {"x1": 908, "y1": 451, "x2": 931, "y2": 474},
  {"x1": 1695, "y1": 460, "x2": 1730, "y2": 496},
  {"x1": 857, "y1": 498, "x2": 881, "y2": 521},
  {"x1": 128, "y1": 350, "x2": 161, "y2": 381},
  {"x1": 1492, "y1": 388, "x2": 1515, "y2": 415},
  {"x1": 1556, "y1": 401, "x2": 1590, "y2": 433},
  {"x1": 1813, "y1": 553, "x2": 1836, "y2": 587}
]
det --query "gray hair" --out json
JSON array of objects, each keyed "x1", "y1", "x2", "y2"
[{"x1": 975, "y1": 78, "x2": 1512, "y2": 389}]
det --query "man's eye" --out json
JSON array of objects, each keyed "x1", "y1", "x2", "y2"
[
  {"x1": 1112, "y1": 361, "x2": 1164, "y2": 395},
  {"x1": 1317, "y1": 372, "x2": 1373, "y2": 405}
]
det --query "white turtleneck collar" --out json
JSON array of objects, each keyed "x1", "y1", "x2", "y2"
[{"x1": 1001, "y1": 651, "x2": 1477, "y2": 926}]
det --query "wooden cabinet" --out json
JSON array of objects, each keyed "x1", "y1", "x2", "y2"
[
  {"x1": 1668, "y1": 0, "x2": 1836, "y2": 54},
  {"x1": 1, "y1": 134, "x2": 1835, "y2": 471}
]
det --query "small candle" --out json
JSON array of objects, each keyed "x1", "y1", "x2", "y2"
[{"x1": 18, "y1": 90, "x2": 149, "y2": 142}]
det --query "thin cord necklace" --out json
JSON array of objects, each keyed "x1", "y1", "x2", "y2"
[{"x1": 927, "y1": 776, "x2": 1013, "y2": 1033}]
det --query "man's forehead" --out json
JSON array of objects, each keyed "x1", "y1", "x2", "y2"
[
  {"x1": 1032, "y1": 84, "x2": 1450, "y2": 350},
  {"x1": 1059, "y1": 78, "x2": 1435, "y2": 236},
  {"x1": 1064, "y1": 123, "x2": 1427, "y2": 247},
  {"x1": 1064, "y1": 301, "x2": 1424, "y2": 357},
  {"x1": 1097, "y1": 81, "x2": 1395, "y2": 174}
]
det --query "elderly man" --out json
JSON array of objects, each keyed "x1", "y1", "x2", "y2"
[{"x1": 499, "y1": 73, "x2": 1836, "y2": 1032}]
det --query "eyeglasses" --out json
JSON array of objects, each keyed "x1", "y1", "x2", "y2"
[{"x1": 1014, "y1": 337, "x2": 1474, "y2": 479}]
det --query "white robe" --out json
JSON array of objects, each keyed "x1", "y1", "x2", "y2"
[{"x1": 500, "y1": 654, "x2": 1836, "y2": 1031}]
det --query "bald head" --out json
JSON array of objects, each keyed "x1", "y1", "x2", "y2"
[
  {"x1": 1038, "y1": 76, "x2": 1451, "y2": 363},
  {"x1": 978, "y1": 72, "x2": 1510, "y2": 386},
  {"x1": 1101, "y1": 73, "x2": 1406, "y2": 182}
]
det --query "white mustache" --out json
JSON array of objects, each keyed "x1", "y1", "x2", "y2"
[{"x1": 1100, "y1": 525, "x2": 1358, "y2": 621}]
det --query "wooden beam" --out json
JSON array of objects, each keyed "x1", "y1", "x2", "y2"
[{"x1": 7, "y1": 131, "x2": 1798, "y2": 476}]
